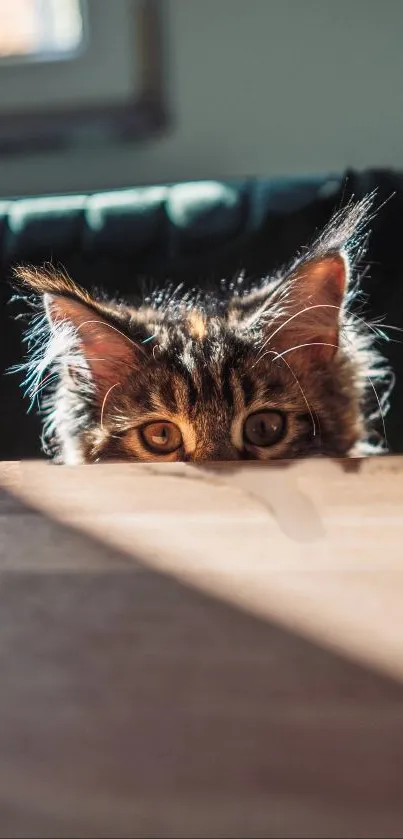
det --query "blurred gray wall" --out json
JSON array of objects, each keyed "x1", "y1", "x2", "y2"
[{"x1": 2, "y1": 0, "x2": 403, "y2": 197}]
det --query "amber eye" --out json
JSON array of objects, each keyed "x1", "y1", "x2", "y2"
[
  {"x1": 140, "y1": 421, "x2": 183, "y2": 454},
  {"x1": 243, "y1": 410, "x2": 286, "y2": 447}
]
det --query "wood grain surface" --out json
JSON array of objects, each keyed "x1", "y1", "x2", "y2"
[{"x1": 0, "y1": 458, "x2": 402, "y2": 838}]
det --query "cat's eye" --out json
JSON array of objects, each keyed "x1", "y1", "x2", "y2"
[
  {"x1": 140, "y1": 421, "x2": 183, "y2": 454},
  {"x1": 243, "y1": 410, "x2": 286, "y2": 447}
]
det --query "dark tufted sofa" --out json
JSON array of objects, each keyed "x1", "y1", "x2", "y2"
[{"x1": 2, "y1": 168, "x2": 403, "y2": 460}]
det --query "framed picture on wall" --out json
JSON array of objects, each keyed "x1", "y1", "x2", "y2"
[{"x1": 0, "y1": 0, "x2": 169, "y2": 155}]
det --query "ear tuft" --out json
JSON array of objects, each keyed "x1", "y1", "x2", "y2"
[{"x1": 13, "y1": 264, "x2": 94, "y2": 305}]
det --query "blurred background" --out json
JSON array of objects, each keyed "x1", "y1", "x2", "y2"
[{"x1": 1, "y1": 0, "x2": 403, "y2": 198}]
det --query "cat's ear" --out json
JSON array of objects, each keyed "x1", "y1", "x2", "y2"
[
  {"x1": 14, "y1": 266, "x2": 139, "y2": 398},
  {"x1": 258, "y1": 252, "x2": 349, "y2": 364},
  {"x1": 276, "y1": 251, "x2": 348, "y2": 361},
  {"x1": 239, "y1": 196, "x2": 373, "y2": 363},
  {"x1": 44, "y1": 292, "x2": 137, "y2": 396}
]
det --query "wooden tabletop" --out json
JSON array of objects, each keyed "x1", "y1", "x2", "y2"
[{"x1": 0, "y1": 458, "x2": 403, "y2": 838}]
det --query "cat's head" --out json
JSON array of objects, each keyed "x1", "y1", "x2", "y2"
[{"x1": 13, "y1": 197, "x2": 392, "y2": 463}]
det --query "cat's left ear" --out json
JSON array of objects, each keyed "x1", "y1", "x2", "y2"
[
  {"x1": 44, "y1": 292, "x2": 137, "y2": 397},
  {"x1": 265, "y1": 252, "x2": 349, "y2": 363},
  {"x1": 14, "y1": 266, "x2": 140, "y2": 400}
]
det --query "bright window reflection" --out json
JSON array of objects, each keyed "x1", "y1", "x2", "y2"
[{"x1": 0, "y1": 0, "x2": 85, "y2": 60}]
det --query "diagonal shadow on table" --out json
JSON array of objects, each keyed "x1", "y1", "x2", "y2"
[{"x1": 0, "y1": 485, "x2": 402, "y2": 839}]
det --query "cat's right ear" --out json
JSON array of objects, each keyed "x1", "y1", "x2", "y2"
[
  {"x1": 14, "y1": 266, "x2": 140, "y2": 399},
  {"x1": 236, "y1": 252, "x2": 349, "y2": 364}
]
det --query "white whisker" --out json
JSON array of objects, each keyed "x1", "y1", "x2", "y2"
[
  {"x1": 75, "y1": 319, "x2": 147, "y2": 357},
  {"x1": 265, "y1": 303, "x2": 337, "y2": 344},
  {"x1": 274, "y1": 342, "x2": 339, "y2": 360},
  {"x1": 100, "y1": 383, "x2": 120, "y2": 431},
  {"x1": 273, "y1": 354, "x2": 317, "y2": 437},
  {"x1": 271, "y1": 340, "x2": 389, "y2": 449},
  {"x1": 257, "y1": 303, "x2": 391, "y2": 362},
  {"x1": 365, "y1": 375, "x2": 388, "y2": 449},
  {"x1": 31, "y1": 370, "x2": 58, "y2": 396}
]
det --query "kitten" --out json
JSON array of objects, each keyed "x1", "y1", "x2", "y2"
[{"x1": 12, "y1": 196, "x2": 392, "y2": 464}]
